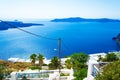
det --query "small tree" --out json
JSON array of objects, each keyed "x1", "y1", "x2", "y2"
[
  {"x1": 65, "y1": 59, "x2": 72, "y2": 69},
  {"x1": 70, "y1": 52, "x2": 89, "y2": 69},
  {"x1": 74, "y1": 68, "x2": 87, "y2": 80},
  {"x1": 37, "y1": 54, "x2": 44, "y2": 68},
  {"x1": 70, "y1": 52, "x2": 89, "y2": 80},
  {"x1": 95, "y1": 60, "x2": 120, "y2": 80},
  {"x1": 48, "y1": 57, "x2": 59, "y2": 69},
  {"x1": 30, "y1": 53, "x2": 37, "y2": 65},
  {"x1": 105, "y1": 53, "x2": 119, "y2": 62},
  {"x1": 97, "y1": 55, "x2": 103, "y2": 62}
]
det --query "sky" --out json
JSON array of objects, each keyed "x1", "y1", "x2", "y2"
[{"x1": 0, "y1": 0, "x2": 120, "y2": 19}]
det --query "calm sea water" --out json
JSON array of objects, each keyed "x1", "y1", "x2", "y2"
[{"x1": 0, "y1": 21, "x2": 120, "y2": 60}]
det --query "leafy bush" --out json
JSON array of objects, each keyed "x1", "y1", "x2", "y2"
[
  {"x1": 0, "y1": 64, "x2": 5, "y2": 80},
  {"x1": 29, "y1": 66, "x2": 41, "y2": 70},
  {"x1": 70, "y1": 52, "x2": 89, "y2": 69},
  {"x1": 69, "y1": 52, "x2": 89, "y2": 80},
  {"x1": 95, "y1": 60, "x2": 120, "y2": 80},
  {"x1": 65, "y1": 59, "x2": 72, "y2": 69},
  {"x1": 48, "y1": 57, "x2": 59, "y2": 70},
  {"x1": 74, "y1": 68, "x2": 87, "y2": 80},
  {"x1": 42, "y1": 64, "x2": 48, "y2": 66},
  {"x1": 60, "y1": 73, "x2": 65, "y2": 76},
  {"x1": 60, "y1": 73, "x2": 69, "y2": 76},
  {"x1": 101, "y1": 53, "x2": 119, "y2": 62}
]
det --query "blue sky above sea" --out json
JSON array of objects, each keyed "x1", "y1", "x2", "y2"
[{"x1": 0, "y1": 0, "x2": 120, "y2": 19}]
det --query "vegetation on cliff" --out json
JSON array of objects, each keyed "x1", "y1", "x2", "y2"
[{"x1": 95, "y1": 60, "x2": 120, "y2": 80}]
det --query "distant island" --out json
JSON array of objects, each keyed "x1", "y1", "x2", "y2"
[
  {"x1": 0, "y1": 21, "x2": 44, "y2": 30},
  {"x1": 51, "y1": 17, "x2": 120, "y2": 22}
]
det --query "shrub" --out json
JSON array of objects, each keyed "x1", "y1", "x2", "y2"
[
  {"x1": 95, "y1": 60, "x2": 120, "y2": 80},
  {"x1": 29, "y1": 66, "x2": 41, "y2": 70}
]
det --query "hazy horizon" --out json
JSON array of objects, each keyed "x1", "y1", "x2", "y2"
[{"x1": 0, "y1": 0, "x2": 120, "y2": 20}]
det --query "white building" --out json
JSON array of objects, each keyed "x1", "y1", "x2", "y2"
[{"x1": 85, "y1": 53, "x2": 108, "y2": 80}]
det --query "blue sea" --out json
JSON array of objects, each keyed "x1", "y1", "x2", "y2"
[{"x1": 0, "y1": 20, "x2": 120, "y2": 60}]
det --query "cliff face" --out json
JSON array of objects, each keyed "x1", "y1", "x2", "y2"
[
  {"x1": 0, "y1": 60, "x2": 31, "y2": 71},
  {"x1": 0, "y1": 21, "x2": 43, "y2": 30},
  {"x1": 112, "y1": 34, "x2": 120, "y2": 43}
]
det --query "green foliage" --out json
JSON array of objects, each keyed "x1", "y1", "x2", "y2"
[
  {"x1": 65, "y1": 59, "x2": 72, "y2": 69},
  {"x1": 108, "y1": 52, "x2": 120, "y2": 60},
  {"x1": 70, "y1": 52, "x2": 89, "y2": 69},
  {"x1": 29, "y1": 66, "x2": 41, "y2": 70},
  {"x1": 30, "y1": 53, "x2": 44, "y2": 70},
  {"x1": 95, "y1": 60, "x2": 120, "y2": 80},
  {"x1": 48, "y1": 57, "x2": 59, "y2": 70},
  {"x1": 104, "y1": 53, "x2": 119, "y2": 62},
  {"x1": 42, "y1": 64, "x2": 48, "y2": 66},
  {"x1": 60, "y1": 73, "x2": 65, "y2": 76},
  {"x1": 21, "y1": 76, "x2": 27, "y2": 80},
  {"x1": 69, "y1": 52, "x2": 89, "y2": 80},
  {"x1": 115, "y1": 52, "x2": 120, "y2": 59},
  {"x1": 37, "y1": 54, "x2": 44, "y2": 67},
  {"x1": 60, "y1": 73, "x2": 69, "y2": 76},
  {"x1": 74, "y1": 68, "x2": 87, "y2": 80},
  {"x1": 41, "y1": 73, "x2": 49, "y2": 78},
  {"x1": 71, "y1": 52, "x2": 89, "y2": 63},
  {"x1": 30, "y1": 53, "x2": 37, "y2": 65},
  {"x1": 0, "y1": 64, "x2": 6, "y2": 80},
  {"x1": 97, "y1": 55, "x2": 103, "y2": 62},
  {"x1": 0, "y1": 64, "x2": 13, "y2": 79}
]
